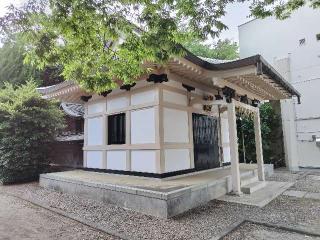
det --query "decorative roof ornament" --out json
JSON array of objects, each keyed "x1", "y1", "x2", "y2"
[{"x1": 60, "y1": 102, "x2": 84, "y2": 117}]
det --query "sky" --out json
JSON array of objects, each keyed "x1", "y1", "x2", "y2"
[
  {"x1": 0, "y1": 0, "x2": 24, "y2": 15},
  {"x1": 220, "y1": 2, "x2": 253, "y2": 42},
  {"x1": 0, "y1": 0, "x2": 253, "y2": 43}
]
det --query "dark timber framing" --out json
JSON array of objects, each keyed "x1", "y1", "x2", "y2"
[{"x1": 82, "y1": 167, "x2": 196, "y2": 178}]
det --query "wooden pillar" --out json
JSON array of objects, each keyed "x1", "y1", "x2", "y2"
[
  {"x1": 83, "y1": 104, "x2": 88, "y2": 167},
  {"x1": 227, "y1": 101, "x2": 242, "y2": 195},
  {"x1": 254, "y1": 110, "x2": 265, "y2": 181}
]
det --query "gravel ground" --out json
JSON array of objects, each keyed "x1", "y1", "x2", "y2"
[
  {"x1": 266, "y1": 170, "x2": 303, "y2": 182},
  {"x1": 1, "y1": 169, "x2": 320, "y2": 240},
  {"x1": 0, "y1": 193, "x2": 118, "y2": 240},
  {"x1": 222, "y1": 222, "x2": 320, "y2": 240},
  {"x1": 288, "y1": 173, "x2": 320, "y2": 193}
]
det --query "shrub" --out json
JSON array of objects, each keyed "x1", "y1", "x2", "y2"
[
  {"x1": 0, "y1": 81, "x2": 65, "y2": 184},
  {"x1": 237, "y1": 102, "x2": 285, "y2": 168}
]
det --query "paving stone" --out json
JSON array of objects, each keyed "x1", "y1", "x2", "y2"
[
  {"x1": 307, "y1": 175, "x2": 320, "y2": 181},
  {"x1": 221, "y1": 222, "x2": 320, "y2": 240},
  {"x1": 305, "y1": 192, "x2": 320, "y2": 200},
  {"x1": 282, "y1": 190, "x2": 307, "y2": 198},
  {"x1": 218, "y1": 181, "x2": 293, "y2": 207}
]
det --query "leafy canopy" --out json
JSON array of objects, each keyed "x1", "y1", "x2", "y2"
[
  {"x1": 184, "y1": 39, "x2": 239, "y2": 60},
  {"x1": 0, "y1": 35, "x2": 41, "y2": 87},
  {"x1": 0, "y1": 0, "x2": 317, "y2": 92},
  {"x1": 0, "y1": 81, "x2": 65, "y2": 184}
]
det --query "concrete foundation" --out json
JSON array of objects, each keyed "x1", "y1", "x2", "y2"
[{"x1": 40, "y1": 164, "x2": 273, "y2": 218}]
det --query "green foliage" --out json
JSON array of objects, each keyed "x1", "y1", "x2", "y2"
[
  {"x1": 0, "y1": 0, "x2": 317, "y2": 92},
  {"x1": 184, "y1": 39, "x2": 239, "y2": 60},
  {"x1": 0, "y1": 36, "x2": 41, "y2": 87},
  {"x1": 237, "y1": 102, "x2": 285, "y2": 167},
  {"x1": 250, "y1": 0, "x2": 318, "y2": 20},
  {"x1": 0, "y1": 81, "x2": 65, "y2": 184},
  {"x1": 0, "y1": 0, "x2": 231, "y2": 93}
]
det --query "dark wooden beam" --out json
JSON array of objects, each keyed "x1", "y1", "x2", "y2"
[
  {"x1": 147, "y1": 74, "x2": 168, "y2": 83},
  {"x1": 80, "y1": 96, "x2": 92, "y2": 102},
  {"x1": 120, "y1": 83, "x2": 136, "y2": 91}
]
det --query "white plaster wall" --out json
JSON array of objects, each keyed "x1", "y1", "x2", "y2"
[
  {"x1": 163, "y1": 79, "x2": 185, "y2": 90},
  {"x1": 221, "y1": 114, "x2": 231, "y2": 163},
  {"x1": 239, "y1": 6, "x2": 320, "y2": 71},
  {"x1": 294, "y1": 79, "x2": 320, "y2": 119},
  {"x1": 164, "y1": 149, "x2": 190, "y2": 172},
  {"x1": 163, "y1": 108, "x2": 189, "y2": 143},
  {"x1": 280, "y1": 99, "x2": 300, "y2": 170},
  {"x1": 87, "y1": 117, "x2": 103, "y2": 145},
  {"x1": 298, "y1": 142, "x2": 320, "y2": 168},
  {"x1": 239, "y1": 6, "x2": 320, "y2": 168},
  {"x1": 131, "y1": 107, "x2": 156, "y2": 144},
  {"x1": 297, "y1": 118, "x2": 320, "y2": 141},
  {"x1": 163, "y1": 90, "x2": 188, "y2": 106},
  {"x1": 131, "y1": 89, "x2": 158, "y2": 106},
  {"x1": 86, "y1": 151, "x2": 103, "y2": 169},
  {"x1": 107, "y1": 151, "x2": 127, "y2": 170},
  {"x1": 107, "y1": 96, "x2": 128, "y2": 112},
  {"x1": 192, "y1": 103, "x2": 203, "y2": 110},
  {"x1": 131, "y1": 150, "x2": 157, "y2": 173},
  {"x1": 87, "y1": 102, "x2": 105, "y2": 115}
]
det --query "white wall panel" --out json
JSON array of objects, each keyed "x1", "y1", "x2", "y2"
[
  {"x1": 298, "y1": 142, "x2": 320, "y2": 168},
  {"x1": 86, "y1": 151, "x2": 103, "y2": 169},
  {"x1": 164, "y1": 149, "x2": 190, "y2": 172},
  {"x1": 131, "y1": 89, "x2": 157, "y2": 106},
  {"x1": 219, "y1": 113, "x2": 231, "y2": 163},
  {"x1": 131, "y1": 108, "x2": 156, "y2": 144},
  {"x1": 87, "y1": 102, "x2": 105, "y2": 115},
  {"x1": 163, "y1": 108, "x2": 189, "y2": 143},
  {"x1": 163, "y1": 79, "x2": 185, "y2": 90},
  {"x1": 163, "y1": 90, "x2": 188, "y2": 106},
  {"x1": 223, "y1": 146, "x2": 231, "y2": 164},
  {"x1": 131, "y1": 150, "x2": 157, "y2": 173},
  {"x1": 107, "y1": 97, "x2": 128, "y2": 112},
  {"x1": 87, "y1": 117, "x2": 103, "y2": 145},
  {"x1": 107, "y1": 151, "x2": 127, "y2": 170},
  {"x1": 295, "y1": 79, "x2": 320, "y2": 119}
]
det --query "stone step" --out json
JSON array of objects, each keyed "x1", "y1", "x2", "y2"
[
  {"x1": 240, "y1": 169, "x2": 256, "y2": 178},
  {"x1": 241, "y1": 181, "x2": 267, "y2": 194},
  {"x1": 241, "y1": 174, "x2": 258, "y2": 186}
]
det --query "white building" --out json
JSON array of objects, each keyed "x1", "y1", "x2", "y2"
[
  {"x1": 39, "y1": 50, "x2": 300, "y2": 217},
  {"x1": 239, "y1": 6, "x2": 320, "y2": 169},
  {"x1": 40, "y1": 52, "x2": 299, "y2": 186}
]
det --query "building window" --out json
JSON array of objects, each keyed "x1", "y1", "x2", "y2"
[
  {"x1": 108, "y1": 113, "x2": 126, "y2": 144},
  {"x1": 299, "y1": 38, "x2": 306, "y2": 46},
  {"x1": 316, "y1": 33, "x2": 320, "y2": 41}
]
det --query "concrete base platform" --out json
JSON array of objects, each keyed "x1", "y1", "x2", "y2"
[
  {"x1": 40, "y1": 164, "x2": 273, "y2": 218},
  {"x1": 218, "y1": 181, "x2": 293, "y2": 207}
]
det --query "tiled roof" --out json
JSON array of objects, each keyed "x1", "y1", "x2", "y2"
[
  {"x1": 56, "y1": 133, "x2": 84, "y2": 142},
  {"x1": 60, "y1": 102, "x2": 84, "y2": 117},
  {"x1": 197, "y1": 56, "x2": 236, "y2": 64}
]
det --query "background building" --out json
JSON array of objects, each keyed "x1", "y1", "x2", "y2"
[
  {"x1": 239, "y1": 6, "x2": 320, "y2": 169},
  {"x1": 48, "y1": 103, "x2": 84, "y2": 169}
]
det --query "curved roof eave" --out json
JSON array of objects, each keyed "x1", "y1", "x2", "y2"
[{"x1": 183, "y1": 48, "x2": 301, "y2": 100}]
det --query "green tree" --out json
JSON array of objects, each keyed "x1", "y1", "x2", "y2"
[
  {"x1": 0, "y1": 81, "x2": 65, "y2": 184},
  {"x1": 0, "y1": 36, "x2": 41, "y2": 87},
  {"x1": 1, "y1": 0, "x2": 315, "y2": 93},
  {"x1": 184, "y1": 39, "x2": 239, "y2": 60}
]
